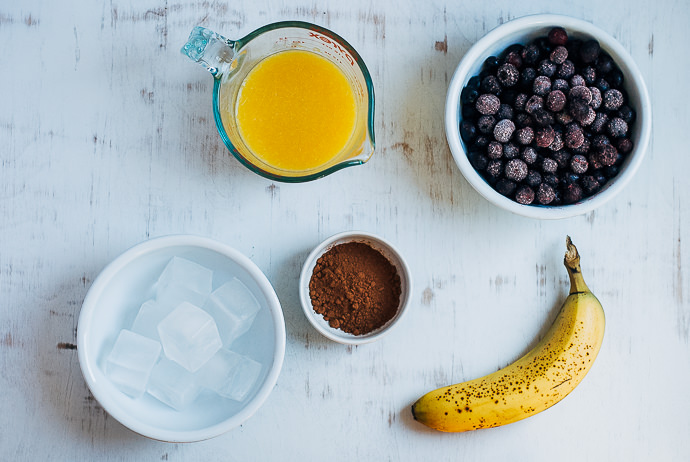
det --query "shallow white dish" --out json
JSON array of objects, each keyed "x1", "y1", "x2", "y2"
[
  {"x1": 77, "y1": 235, "x2": 286, "y2": 442},
  {"x1": 445, "y1": 14, "x2": 652, "y2": 219},
  {"x1": 299, "y1": 231, "x2": 412, "y2": 345}
]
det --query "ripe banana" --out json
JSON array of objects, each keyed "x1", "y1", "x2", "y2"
[{"x1": 411, "y1": 237, "x2": 605, "y2": 432}]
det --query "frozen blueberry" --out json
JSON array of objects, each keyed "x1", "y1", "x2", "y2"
[
  {"x1": 570, "y1": 154, "x2": 589, "y2": 174},
  {"x1": 569, "y1": 86, "x2": 592, "y2": 104},
  {"x1": 550, "y1": 46, "x2": 568, "y2": 64},
  {"x1": 541, "y1": 157, "x2": 558, "y2": 174},
  {"x1": 596, "y1": 77, "x2": 611, "y2": 93},
  {"x1": 486, "y1": 159, "x2": 504, "y2": 179},
  {"x1": 495, "y1": 178, "x2": 517, "y2": 196},
  {"x1": 591, "y1": 112, "x2": 609, "y2": 133},
  {"x1": 526, "y1": 169, "x2": 542, "y2": 187},
  {"x1": 549, "y1": 132, "x2": 564, "y2": 151},
  {"x1": 483, "y1": 55, "x2": 500, "y2": 71},
  {"x1": 563, "y1": 172, "x2": 581, "y2": 184},
  {"x1": 597, "y1": 144, "x2": 618, "y2": 166},
  {"x1": 521, "y1": 146, "x2": 538, "y2": 165},
  {"x1": 460, "y1": 120, "x2": 477, "y2": 143},
  {"x1": 503, "y1": 142, "x2": 520, "y2": 159},
  {"x1": 532, "y1": 108, "x2": 555, "y2": 127},
  {"x1": 556, "y1": 111, "x2": 574, "y2": 125},
  {"x1": 546, "y1": 90, "x2": 567, "y2": 112},
  {"x1": 608, "y1": 69, "x2": 624, "y2": 89},
  {"x1": 481, "y1": 75, "x2": 502, "y2": 95},
  {"x1": 525, "y1": 95, "x2": 544, "y2": 114},
  {"x1": 617, "y1": 105, "x2": 636, "y2": 124},
  {"x1": 521, "y1": 44, "x2": 541, "y2": 65},
  {"x1": 535, "y1": 126, "x2": 556, "y2": 147},
  {"x1": 589, "y1": 87, "x2": 603, "y2": 109},
  {"x1": 617, "y1": 138, "x2": 634, "y2": 154},
  {"x1": 548, "y1": 27, "x2": 568, "y2": 46},
  {"x1": 487, "y1": 141, "x2": 503, "y2": 159},
  {"x1": 520, "y1": 67, "x2": 538, "y2": 88},
  {"x1": 579, "y1": 40, "x2": 601, "y2": 63},
  {"x1": 504, "y1": 50, "x2": 523, "y2": 68},
  {"x1": 477, "y1": 115, "x2": 497, "y2": 134},
  {"x1": 590, "y1": 53, "x2": 615, "y2": 74},
  {"x1": 603, "y1": 89, "x2": 624, "y2": 111},
  {"x1": 570, "y1": 74, "x2": 586, "y2": 88},
  {"x1": 476, "y1": 94, "x2": 501, "y2": 115},
  {"x1": 469, "y1": 151, "x2": 489, "y2": 171},
  {"x1": 552, "y1": 150, "x2": 571, "y2": 169},
  {"x1": 505, "y1": 158, "x2": 529, "y2": 182},
  {"x1": 514, "y1": 93, "x2": 529, "y2": 111},
  {"x1": 533, "y1": 75, "x2": 552, "y2": 96},
  {"x1": 580, "y1": 107, "x2": 597, "y2": 126},
  {"x1": 462, "y1": 104, "x2": 478, "y2": 119},
  {"x1": 467, "y1": 75, "x2": 481, "y2": 89},
  {"x1": 473, "y1": 135, "x2": 490, "y2": 149},
  {"x1": 606, "y1": 164, "x2": 621, "y2": 178},
  {"x1": 536, "y1": 183, "x2": 556, "y2": 205},
  {"x1": 569, "y1": 99, "x2": 590, "y2": 122},
  {"x1": 537, "y1": 59, "x2": 557, "y2": 77},
  {"x1": 461, "y1": 86, "x2": 480, "y2": 105},
  {"x1": 552, "y1": 78, "x2": 569, "y2": 92},
  {"x1": 497, "y1": 63, "x2": 519, "y2": 87},
  {"x1": 494, "y1": 119, "x2": 515, "y2": 143},
  {"x1": 544, "y1": 173, "x2": 559, "y2": 186},
  {"x1": 515, "y1": 185, "x2": 536, "y2": 204},
  {"x1": 607, "y1": 117, "x2": 628, "y2": 138},
  {"x1": 515, "y1": 112, "x2": 533, "y2": 128},
  {"x1": 582, "y1": 66, "x2": 597, "y2": 85},
  {"x1": 572, "y1": 137, "x2": 591, "y2": 155},
  {"x1": 496, "y1": 104, "x2": 514, "y2": 121},
  {"x1": 563, "y1": 183, "x2": 584, "y2": 204},
  {"x1": 515, "y1": 127, "x2": 534, "y2": 145},
  {"x1": 592, "y1": 134, "x2": 611, "y2": 152},
  {"x1": 581, "y1": 175, "x2": 601, "y2": 194},
  {"x1": 557, "y1": 60, "x2": 575, "y2": 79}
]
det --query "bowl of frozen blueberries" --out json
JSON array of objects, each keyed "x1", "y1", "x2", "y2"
[
  {"x1": 77, "y1": 235, "x2": 286, "y2": 442},
  {"x1": 445, "y1": 14, "x2": 651, "y2": 219}
]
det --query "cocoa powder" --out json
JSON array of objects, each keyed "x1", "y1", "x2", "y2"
[{"x1": 309, "y1": 242, "x2": 401, "y2": 336}]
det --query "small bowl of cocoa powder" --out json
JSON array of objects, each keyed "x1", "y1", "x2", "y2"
[{"x1": 299, "y1": 231, "x2": 412, "y2": 345}]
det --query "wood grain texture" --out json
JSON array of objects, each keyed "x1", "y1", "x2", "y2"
[{"x1": 1, "y1": 0, "x2": 688, "y2": 460}]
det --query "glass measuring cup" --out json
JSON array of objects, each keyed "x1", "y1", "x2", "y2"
[{"x1": 181, "y1": 22, "x2": 375, "y2": 182}]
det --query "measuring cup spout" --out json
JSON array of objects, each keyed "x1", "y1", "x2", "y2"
[{"x1": 181, "y1": 26, "x2": 235, "y2": 78}]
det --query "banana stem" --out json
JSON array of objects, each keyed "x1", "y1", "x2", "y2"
[{"x1": 564, "y1": 236, "x2": 590, "y2": 294}]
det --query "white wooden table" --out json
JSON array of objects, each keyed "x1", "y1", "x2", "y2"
[{"x1": 2, "y1": 0, "x2": 688, "y2": 460}]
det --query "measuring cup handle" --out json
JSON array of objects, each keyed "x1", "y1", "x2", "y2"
[{"x1": 181, "y1": 26, "x2": 235, "y2": 78}]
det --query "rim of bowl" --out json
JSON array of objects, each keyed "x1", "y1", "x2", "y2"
[
  {"x1": 298, "y1": 231, "x2": 412, "y2": 345},
  {"x1": 77, "y1": 234, "x2": 286, "y2": 442},
  {"x1": 445, "y1": 14, "x2": 652, "y2": 219}
]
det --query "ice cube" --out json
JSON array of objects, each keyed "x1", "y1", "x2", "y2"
[
  {"x1": 198, "y1": 349, "x2": 262, "y2": 402},
  {"x1": 131, "y1": 299, "x2": 171, "y2": 341},
  {"x1": 157, "y1": 302, "x2": 222, "y2": 372},
  {"x1": 203, "y1": 278, "x2": 261, "y2": 347},
  {"x1": 147, "y1": 357, "x2": 201, "y2": 411},
  {"x1": 157, "y1": 284, "x2": 209, "y2": 310},
  {"x1": 155, "y1": 257, "x2": 213, "y2": 305},
  {"x1": 105, "y1": 329, "x2": 161, "y2": 398}
]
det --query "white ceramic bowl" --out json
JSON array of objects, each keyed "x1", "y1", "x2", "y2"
[
  {"x1": 445, "y1": 14, "x2": 652, "y2": 219},
  {"x1": 299, "y1": 231, "x2": 412, "y2": 345},
  {"x1": 77, "y1": 235, "x2": 286, "y2": 442}
]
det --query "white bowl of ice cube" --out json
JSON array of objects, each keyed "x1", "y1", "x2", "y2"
[{"x1": 77, "y1": 235, "x2": 286, "y2": 442}]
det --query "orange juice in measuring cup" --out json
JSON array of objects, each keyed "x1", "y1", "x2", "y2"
[{"x1": 182, "y1": 22, "x2": 375, "y2": 182}]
